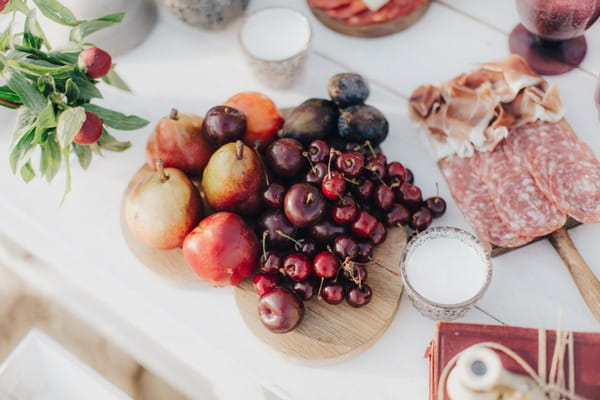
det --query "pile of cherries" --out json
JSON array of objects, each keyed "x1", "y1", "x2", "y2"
[{"x1": 253, "y1": 137, "x2": 446, "y2": 333}]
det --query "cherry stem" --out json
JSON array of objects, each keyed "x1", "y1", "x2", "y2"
[
  {"x1": 156, "y1": 159, "x2": 169, "y2": 183},
  {"x1": 343, "y1": 176, "x2": 359, "y2": 185},
  {"x1": 302, "y1": 152, "x2": 315, "y2": 170},
  {"x1": 276, "y1": 230, "x2": 302, "y2": 247},
  {"x1": 389, "y1": 179, "x2": 401, "y2": 189},
  {"x1": 317, "y1": 277, "x2": 325, "y2": 300},
  {"x1": 366, "y1": 166, "x2": 387, "y2": 186},
  {"x1": 435, "y1": 182, "x2": 439, "y2": 197},
  {"x1": 261, "y1": 230, "x2": 268, "y2": 260},
  {"x1": 305, "y1": 192, "x2": 313, "y2": 205},
  {"x1": 169, "y1": 108, "x2": 179, "y2": 120},
  {"x1": 363, "y1": 140, "x2": 376, "y2": 157},
  {"x1": 235, "y1": 140, "x2": 244, "y2": 160},
  {"x1": 327, "y1": 147, "x2": 335, "y2": 178}
]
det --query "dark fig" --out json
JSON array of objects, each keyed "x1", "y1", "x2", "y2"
[
  {"x1": 328, "y1": 73, "x2": 369, "y2": 107},
  {"x1": 280, "y1": 99, "x2": 339, "y2": 144},
  {"x1": 338, "y1": 104, "x2": 389, "y2": 146}
]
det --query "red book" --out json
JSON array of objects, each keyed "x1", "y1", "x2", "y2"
[{"x1": 427, "y1": 322, "x2": 600, "y2": 400}]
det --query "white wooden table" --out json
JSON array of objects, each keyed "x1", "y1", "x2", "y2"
[{"x1": 1, "y1": 1, "x2": 599, "y2": 399}]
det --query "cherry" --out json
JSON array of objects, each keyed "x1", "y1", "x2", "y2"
[
  {"x1": 293, "y1": 279, "x2": 318, "y2": 301},
  {"x1": 321, "y1": 283, "x2": 345, "y2": 305},
  {"x1": 370, "y1": 222, "x2": 387, "y2": 245},
  {"x1": 310, "y1": 219, "x2": 349, "y2": 244},
  {"x1": 322, "y1": 171, "x2": 346, "y2": 200},
  {"x1": 307, "y1": 140, "x2": 330, "y2": 164},
  {"x1": 332, "y1": 195, "x2": 357, "y2": 225},
  {"x1": 256, "y1": 210, "x2": 297, "y2": 249},
  {"x1": 396, "y1": 182, "x2": 422, "y2": 209},
  {"x1": 258, "y1": 287, "x2": 304, "y2": 333},
  {"x1": 263, "y1": 183, "x2": 286, "y2": 209},
  {"x1": 284, "y1": 183, "x2": 326, "y2": 228},
  {"x1": 406, "y1": 168, "x2": 414, "y2": 184},
  {"x1": 346, "y1": 284, "x2": 372, "y2": 308},
  {"x1": 73, "y1": 112, "x2": 103, "y2": 145},
  {"x1": 365, "y1": 159, "x2": 386, "y2": 181},
  {"x1": 351, "y1": 211, "x2": 378, "y2": 238},
  {"x1": 367, "y1": 151, "x2": 387, "y2": 164},
  {"x1": 78, "y1": 47, "x2": 112, "y2": 79},
  {"x1": 298, "y1": 239, "x2": 317, "y2": 258},
  {"x1": 283, "y1": 253, "x2": 312, "y2": 281},
  {"x1": 333, "y1": 235, "x2": 359, "y2": 260},
  {"x1": 424, "y1": 196, "x2": 447, "y2": 217},
  {"x1": 313, "y1": 251, "x2": 339, "y2": 278},
  {"x1": 260, "y1": 251, "x2": 283, "y2": 274},
  {"x1": 411, "y1": 207, "x2": 433, "y2": 232},
  {"x1": 335, "y1": 152, "x2": 364, "y2": 177},
  {"x1": 253, "y1": 273, "x2": 280, "y2": 296},
  {"x1": 352, "y1": 179, "x2": 374, "y2": 203},
  {"x1": 387, "y1": 161, "x2": 407, "y2": 183},
  {"x1": 305, "y1": 162, "x2": 328, "y2": 186},
  {"x1": 373, "y1": 184, "x2": 394, "y2": 211},
  {"x1": 385, "y1": 203, "x2": 411, "y2": 226},
  {"x1": 356, "y1": 241, "x2": 374, "y2": 262},
  {"x1": 265, "y1": 138, "x2": 306, "y2": 178},
  {"x1": 201, "y1": 105, "x2": 246, "y2": 147},
  {"x1": 343, "y1": 264, "x2": 368, "y2": 285}
]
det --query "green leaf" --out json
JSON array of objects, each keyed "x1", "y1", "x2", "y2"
[
  {"x1": 71, "y1": 73, "x2": 102, "y2": 100},
  {"x1": 34, "y1": 101, "x2": 56, "y2": 143},
  {"x1": 14, "y1": 60, "x2": 73, "y2": 78},
  {"x1": 40, "y1": 135, "x2": 61, "y2": 181},
  {"x1": 0, "y1": 24, "x2": 12, "y2": 51},
  {"x1": 14, "y1": 45, "x2": 67, "y2": 65},
  {"x1": 102, "y1": 68, "x2": 131, "y2": 92},
  {"x1": 7, "y1": 0, "x2": 30, "y2": 14},
  {"x1": 61, "y1": 146, "x2": 72, "y2": 204},
  {"x1": 3, "y1": 67, "x2": 47, "y2": 114},
  {"x1": 97, "y1": 129, "x2": 130, "y2": 152},
  {"x1": 10, "y1": 108, "x2": 37, "y2": 149},
  {"x1": 64, "y1": 78, "x2": 79, "y2": 103},
  {"x1": 83, "y1": 104, "x2": 148, "y2": 131},
  {"x1": 20, "y1": 162, "x2": 36, "y2": 182},
  {"x1": 48, "y1": 50, "x2": 79, "y2": 65},
  {"x1": 89, "y1": 143, "x2": 103, "y2": 156},
  {"x1": 70, "y1": 13, "x2": 125, "y2": 42},
  {"x1": 9, "y1": 128, "x2": 35, "y2": 174},
  {"x1": 73, "y1": 143, "x2": 92, "y2": 169},
  {"x1": 24, "y1": 10, "x2": 44, "y2": 50},
  {"x1": 32, "y1": 0, "x2": 78, "y2": 26},
  {"x1": 56, "y1": 106, "x2": 85, "y2": 148},
  {"x1": 37, "y1": 73, "x2": 55, "y2": 95},
  {"x1": 0, "y1": 86, "x2": 22, "y2": 108}
]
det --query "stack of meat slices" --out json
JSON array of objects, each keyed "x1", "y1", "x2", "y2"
[
  {"x1": 442, "y1": 120, "x2": 600, "y2": 248},
  {"x1": 308, "y1": 0, "x2": 427, "y2": 26}
]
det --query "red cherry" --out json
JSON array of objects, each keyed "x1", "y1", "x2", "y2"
[
  {"x1": 346, "y1": 284, "x2": 372, "y2": 308},
  {"x1": 370, "y1": 222, "x2": 387, "y2": 245},
  {"x1": 293, "y1": 279, "x2": 317, "y2": 301},
  {"x1": 253, "y1": 273, "x2": 280, "y2": 296},
  {"x1": 307, "y1": 140, "x2": 330, "y2": 164},
  {"x1": 322, "y1": 171, "x2": 346, "y2": 200},
  {"x1": 260, "y1": 252, "x2": 283, "y2": 274},
  {"x1": 332, "y1": 195, "x2": 357, "y2": 225},
  {"x1": 351, "y1": 211, "x2": 378, "y2": 238},
  {"x1": 78, "y1": 47, "x2": 112, "y2": 79},
  {"x1": 73, "y1": 111, "x2": 103, "y2": 145},
  {"x1": 263, "y1": 183, "x2": 286, "y2": 209},
  {"x1": 333, "y1": 235, "x2": 359, "y2": 260},
  {"x1": 335, "y1": 152, "x2": 364, "y2": 177},
  {"x1": 356, "y1": 241, "x2": 374, "y2": 262},
  {"x1": 406, "y1": 168, "x2": 414, "y2": 184},
  {"x1": 385, "y1": 203, "x2": 411, "y2": 226},
  {"x1": 387, "y1": 161, "x2": 407, "y2": 183},
  {"x1": 321, "y1": 283, "x2": 345, "y2": 304},
  {"x1": 305, "y1": 163, "x2": 328, "y2": 186},
  {"x1": 283, "y1": 253, "x2": 312, "y2": 281},
  {"x1": 424, "y1": 196, "x2": 447, "y2": 217},
  {"x1": 396, "y1": 182, "x2": 422, "y2": 209},
  {"x1": 411, "y1": 207, "x2": 433, "y2": 232},
  {"x1": 366, "y1": 159, "x2": 386, "y2": 180},
  {"x1": 352, "y1": 179, "x2": 374, "y2": 203},
  {"x1": 367, "y1": 152, "x2": 387, "y2": 164},
  {"x1": 258, "y1": 287, "x2": 304, "y2": 333},
  {"x1": 373, "y1": 184, "x2": 394, "y2": 211},
  {"x1": 343, "y1": 264, "x2": 368, "y2": 284},
  {"x1": 313, "y1": 251, "x2": 339, "y2": 278}
]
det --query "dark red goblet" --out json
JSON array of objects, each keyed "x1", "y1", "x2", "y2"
[{"x1": 509, "y1": 0, "x2": 600, "y2": 75}]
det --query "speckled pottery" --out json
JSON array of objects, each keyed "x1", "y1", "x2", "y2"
[{"x1": 163, "y1": 0, "x2": 250, "y2": 30}]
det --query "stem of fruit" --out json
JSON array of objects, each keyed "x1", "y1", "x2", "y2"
[
  {"x1": 305, "y1": 192, "x2": 313, "y2": 205},
  {"x1": 327, "y1": 147, "x2": 335, "y2": 178},
  {"x1": 169, "y1": 108, "x2": 179, "y2": 120},
  {"x1": 367, "y1": 166, "x2": 387, "y2": 186},
  {"x1": 302, "y1": 152, "x2": 315, "y2": 170},
  {"x1": 276, "y1": 230, "x2": 302, "y2": 247},
  {"x1": 235, "y1": 140, "x2": 244, "y2": 160},
  {"x1": 317, "y1": 277, "x2": 324, "y2": 300},
  {"x1": 261, "y1": 230, "x2": 268, "y2": 260},
  {"x1": 156, "y1": 159, "x2": 169, "y2": 183},
  {"x1": 363, "y1": 140, "x2": 376, "y2": 157},
  {"x1": 343, "y1": 176, "x2": 359, "y2": 185}
]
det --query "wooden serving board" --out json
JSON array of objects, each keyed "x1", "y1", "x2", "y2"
[
  {"x1": 308, "y1": 0, "x2": 430, "y2": 38},
  {"x1": 234, "y1": 226, "x2": 406, "y2": 363},
  {"x1": 439, "y1": 119, "x2": 600, "y2": 321}
]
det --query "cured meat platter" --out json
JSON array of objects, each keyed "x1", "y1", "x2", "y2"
[
  {"x1": 308, "y1": 0, "x2": 430, "y2": 38},
  {"x1": 410, "y1": 55, "x2": 600, "y2": 321}
]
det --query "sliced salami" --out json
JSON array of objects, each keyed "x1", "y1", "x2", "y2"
[
  {"x1": 324, "y1": 0, "x2": 367, "y2": 19},
  {"x1": 505, "y1": 121, "x2": 569, "y2": 167},
  {"x1": 550, "y1": 160, "x2": 600, "y2": 224},
  {"x1": 309, "y1": 0, "x2": 353, "y2": 10},
  {"x1": 346, "y1": 0, "x2": 422, "y2": 25}
]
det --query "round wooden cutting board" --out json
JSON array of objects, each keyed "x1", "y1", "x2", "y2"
[{"x1": 234, "y1": 226, "x2": 406, "y2": 363}]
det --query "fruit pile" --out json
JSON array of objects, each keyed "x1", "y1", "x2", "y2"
[{"x1": 125, "y1": 73, "x2": 446, "y2": 334}]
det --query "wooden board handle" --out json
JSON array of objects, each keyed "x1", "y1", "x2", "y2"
[{"x1": 549, "y1": 227, "x2": 600, "y2": 322}]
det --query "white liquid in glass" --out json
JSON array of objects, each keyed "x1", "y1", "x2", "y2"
[
  {"x1": 241, "y1": 9, "x2": 310, "y2": 61},
  {"x1": 405, "y1": 236, "x2": 487, "y2": 305}
]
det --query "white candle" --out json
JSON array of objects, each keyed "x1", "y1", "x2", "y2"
[
  {"x1": 404, "y1": 232, "x2": 489, "y2": 305},
  {"x1": 240, "y1": 8, "x2": 311, "y2": 61}
]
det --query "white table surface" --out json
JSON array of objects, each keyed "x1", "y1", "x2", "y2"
[{"x1": 1, "y1": 1, "x2": 599, "y2": 399}]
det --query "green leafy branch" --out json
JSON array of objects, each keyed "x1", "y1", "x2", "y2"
[{"x1": 0, "y1": 0, "x2": 148, "y2": 200}]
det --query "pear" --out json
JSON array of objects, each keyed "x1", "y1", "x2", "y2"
[
  {"x1": 126, "y1": 160, "x2": 202, "y2": 249},
  {"x1": 202, "y1": 140, "x2": 265, "y2": 215}
]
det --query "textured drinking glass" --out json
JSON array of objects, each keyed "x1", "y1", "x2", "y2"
[
  {"x1": 400, "y1": 227, "x2": 493, "y2": 321},
  {"x1": 163, "y1": 0, "x2": 250, "y2": 30},
  {"x1": 239, "y1": 8, "x2": 312, "y2": 89},
  {"x1": 509, "y1": 0, "x2": 600, "y2": 75}
]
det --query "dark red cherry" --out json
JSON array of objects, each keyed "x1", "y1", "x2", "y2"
[
  {"x1": 265, "y1": 138, "x2": 306, "y2": 178},
  {"x1": 313, "y1": 251, "x2": 339, "y2": 279},
  {"x1": 335, "y1": 152, "x2": 364, "y2": 177},
  {"x1": 367, "y1": 152, "x2": 387, "y2": 165},
  {"x1": 283, "y1": 253, "x2": 313, "y2": 282},
  {"x1": 387, "y1": 161, "x2": 407, "y2": 183},
  {"x1": 305, "y1": 163, "x2": 328, "y2": 186},
  {"x1": 256, "y1": 209, "x2": 297, "y2": 249},
  {"x1": 333, "y1": 235, "x2": 359, "y2": 260},
  {"x1": 370, "y1": 222, "x2": 387, "y2": 245},
  {"x1": 356, "y1": 241, "x2": 374, "y2": 262},
  {"x1": 365, "y1": 159, "x2": 386, "y2": 181},
  {"x1": 309, "y1": 219, "x2": 349, "y2": 244},
  {"x1": 406, "y1": 168, "x2": 414, "y2": 184},
  {"x1": 284, "y1": 183, "x2": 326, "y2": 228},
  {"x1": 346, "y1": 284, "x2": 372, "y2": 308},
  {"x1": 343, "y1": 264, "x2": 368, "y2": 285},
  {"x1": 424, "y1": 196, "x2": 447, "y2": 217},
  {"x1": 411, "y1": 207, "x2": 433, "y2": 232},
  {"x1": 351, "y1": 211, "x2": 378, "y2": 238},
  {"x1": 253, "y1": 273, "x2": 280, "y2": 296},
  {"x1": 352, "y1": 179, "x2": 374, "y2": 203},
  {"x1": 258, "y1": 287, "x2": 304, "y2": 333},
  {"x1": 385, "y1": 203, "x2": 411, "y2": 226},
  {"x1": 298, "y1": 239, "x2": 317, "y2": 258},
  {"x1": 332, "y1": 195, "x2": 357, "y2": 225},
  {"x1": 260, "y1": 252, "x2": 283, "y2": 274},
  {"x1": 322, "y1": 171, "x2": 346, "y2": 200},
  {"x1": 321, "y1": 283, "x2": 345, "y2": 305},
  {"x1": 263, "y1": 183, "x2": 286, "y2": 209},
  {"x1": 396, "y1": 182, "x2": 422, "y2": 209},
  {"x1": 307, "y1": 140, "x2": 330, "y2": 164},
  {"x1": 293, "y1": 279, "x2": 318, "y2": 301},
  {"x1": 373, "y1": 184, "x2": 394, "y2": 211}
]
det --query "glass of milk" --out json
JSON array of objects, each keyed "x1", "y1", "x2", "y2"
[
  {"x1": 239, "y1": 8, "x2": 312, "y2": 89},
  {"x1": 400, "y1": 227, "x2": 492, "y2": 321}
]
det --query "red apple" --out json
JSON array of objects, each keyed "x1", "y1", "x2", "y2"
[{"x1": 183, "y1": 212, "x2": 259, "y2": 287}]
